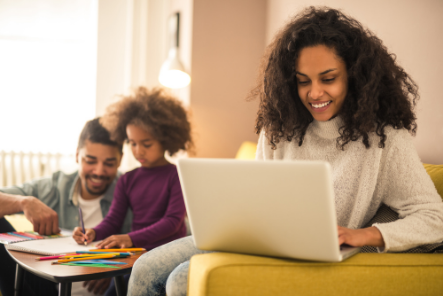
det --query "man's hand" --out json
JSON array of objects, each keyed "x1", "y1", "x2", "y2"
[
  {"x1": 73, "y1": 227, "x2": 96, "y2": 245},
  {"x1": 96, "y1": 234, "x2": 133, "y2": 249},
  {"x1": 83, "y1": 278, "x2": 112, "y2": 295},
  {"x1": 337, "y1": 226, "x2": 385, "y2": 247},
  {"x1": 21, "y1": 196, "x2": 60, "y2": 235}
]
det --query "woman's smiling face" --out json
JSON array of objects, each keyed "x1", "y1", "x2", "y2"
[{"x1": 295, "y1": 45, "x2": 348, "y2": 122}]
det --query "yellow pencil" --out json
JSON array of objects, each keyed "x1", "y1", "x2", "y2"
[
  {"x1": 52, "y1": 254, "x2": 118, "y2": 264},
  {"x1": 61, "y1": 254, "x2": 112, "y2": 259},
  {"x1": 89, "y1": 248, "x2": 146, "y2": 252}
]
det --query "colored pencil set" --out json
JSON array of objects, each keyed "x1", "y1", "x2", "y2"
[{"x1": 35, "y1": 248, "x2": 146, "y2": 268}]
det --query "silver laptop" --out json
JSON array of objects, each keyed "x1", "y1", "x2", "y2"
[{"x1": 177, "y1": 158, "x2": 360, "y2": 262}]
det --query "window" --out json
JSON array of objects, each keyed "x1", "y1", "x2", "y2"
[{"x1": 0, "y1": 0, "x2": 97, "y2": 154}]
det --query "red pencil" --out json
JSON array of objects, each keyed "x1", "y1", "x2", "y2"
[{"x1": 35, "y1": 253, "x2": 82, "y2": 261}]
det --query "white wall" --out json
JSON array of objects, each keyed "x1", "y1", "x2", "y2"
[
  {"x1": 266, "y1": 0, "x2": 443, "y2": 164},
  {"x1": 95, "y1": 0, "x2": 176, "y2": 171},
  {"x1": 96, "y1": 0, "x2": 133, "y2": 116}
]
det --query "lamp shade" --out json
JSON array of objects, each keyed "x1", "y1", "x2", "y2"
[{"x1": 158, "y1": 48, "x2": 191, "y2": 89}]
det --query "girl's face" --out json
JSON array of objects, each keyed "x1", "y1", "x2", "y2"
[
  {"x1": 295, "y1": 45, "x2": 348, "y2": 122},
  {"x1": 126, "y1": 124, "x2": 169, "y2": 168}
]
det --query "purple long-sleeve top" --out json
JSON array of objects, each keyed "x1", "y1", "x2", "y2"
[{"x1": 93, "y1": 164, "x2": 187, "y2": 250}]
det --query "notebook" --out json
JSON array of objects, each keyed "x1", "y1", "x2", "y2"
[
  {"x1": 5, "y1": 234, "x2": 99, "y2": 256},
  {"x1": 0, "y1": 230, "x2": 71, "y2": 245},
  {"x1": 177, "y1": 158, "x2": 360, "y2": 262}
]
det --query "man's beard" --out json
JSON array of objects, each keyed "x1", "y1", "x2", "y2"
[{"x1": 84, "y1": 174, "x2": 111, "y2": 196}]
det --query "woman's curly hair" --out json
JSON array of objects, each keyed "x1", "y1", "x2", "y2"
[
  {"x1": 250, "y1": 6, "x2": 418, "y2": 150},
  {"x1": 101, "y1": 86, "x2": 194, "y2": 156}
]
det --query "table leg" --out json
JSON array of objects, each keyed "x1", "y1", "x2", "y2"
[
  {"x1": 59, "y1": 282, "x2": 72, "y2": 296},
  {"x1": 14, "y1": 264, "x2": 24, "y2": 296},
  {"x1": 114, "y1": 275, "x2": 127, "y2": 296}
]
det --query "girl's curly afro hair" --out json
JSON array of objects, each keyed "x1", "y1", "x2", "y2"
[
  {"x1": 100, "y1": 86, "x2": 194, "y2": 156},
  {"x1": 250, "y1": 6, "x2": 418, "y2": 150}
]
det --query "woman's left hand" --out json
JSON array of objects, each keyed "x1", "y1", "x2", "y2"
[
  {"x1": 337, "y1": 226, "x2": 385, "y2": 247},
  {"x1": 96, "y1": 234, "x2": 133, "y2": 249}
]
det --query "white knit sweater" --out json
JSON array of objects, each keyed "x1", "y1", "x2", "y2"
[{"x1": 256, "y1": 116, "x2": 443, "y2": 252}]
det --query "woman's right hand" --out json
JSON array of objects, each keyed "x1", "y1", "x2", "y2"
[{"x1": 73, "y1": 227, "x2": 96, "y2": 245}]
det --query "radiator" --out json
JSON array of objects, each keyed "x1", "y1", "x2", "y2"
[{"x1": 0, "y1": 151, "x2": 76, "y2": 188}]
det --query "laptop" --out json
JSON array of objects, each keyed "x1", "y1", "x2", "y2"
[{"x1": 177, "y1": 158, "x2": 360, "y2": 262}]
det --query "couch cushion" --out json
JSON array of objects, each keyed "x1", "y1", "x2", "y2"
[
  {"x1": 188, "y1": 252, "x2": 443, "y2": 295},
  {"x1": 235, "y1": 142, "x2": 257, "y2": 160},
  {"x1": 423, "y1": 163, "x2": 443, "y2": 200}
]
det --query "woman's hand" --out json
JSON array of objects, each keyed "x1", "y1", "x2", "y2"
[
  {"x1": 337, "y1": 226, "x2": 385, "y2": 247},
  {"x1": 73, "y1": 227, "x2": 96, "y2": 245},
  {"x1": 96, "y1": 234, "x2": 133, "y2": 249}
]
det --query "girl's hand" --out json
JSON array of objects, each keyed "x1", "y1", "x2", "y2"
[
  {"x1": 337, "y1": 226, "x2": 385, "y2": 247},
  {"x1": 96, "y1": 234, "x2": 133, "y2": 249},
  {"x1": 73, "y1": 227, "x2": 96, "y2": 245}
]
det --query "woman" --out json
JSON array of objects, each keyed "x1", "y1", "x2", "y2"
[{"x1": 127, "y1": 7, "x2": 443, "y2": 296}]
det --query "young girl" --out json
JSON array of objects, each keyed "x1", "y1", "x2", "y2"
[
  {"x1": 126, "y1": 7, "x2": 443, "y2": 296},
  {"x1": 73, "y1": 86, "x2": 193, "y2": 251}
]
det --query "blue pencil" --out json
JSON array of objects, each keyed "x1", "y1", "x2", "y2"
[{"x1": 76, "y1": 251, "x2": 132, "y2": 256}]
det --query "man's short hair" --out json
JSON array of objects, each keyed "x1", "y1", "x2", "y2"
[{"x1": 77, "y1": 118, "x2": 123, "y2": 153}]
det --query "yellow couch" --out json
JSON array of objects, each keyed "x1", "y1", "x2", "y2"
[{"x1": 187, "y1": 145, "x2": 443, "y2": 295}]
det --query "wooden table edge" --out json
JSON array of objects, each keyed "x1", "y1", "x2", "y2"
[{"x1": 6, "y1": 249, "x2": 135, "y2": 283}]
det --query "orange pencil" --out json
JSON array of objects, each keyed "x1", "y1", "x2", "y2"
[{"x1": 89, "y1": 248, "x2": 146, "y2": 252}]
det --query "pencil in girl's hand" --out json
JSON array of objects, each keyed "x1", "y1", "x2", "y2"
[{"x1": 78, "y1": 207, "x2": 87, "y2": 246}]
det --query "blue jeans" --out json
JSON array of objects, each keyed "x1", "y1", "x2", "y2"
[{"x1": 127, "y1": 236, "x2": 211, "y2": 296}]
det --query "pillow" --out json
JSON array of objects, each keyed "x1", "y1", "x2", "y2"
[
  {"x1": 423, "y1": 163, "x2": 443, "y2": 201},
  {"x1": 235, "y1": 141, "x2": 257, "y2": 160}
]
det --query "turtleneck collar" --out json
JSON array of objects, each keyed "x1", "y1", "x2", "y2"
[{"x1": 310, "y1": 116, "x2": 344, "y2": 139}]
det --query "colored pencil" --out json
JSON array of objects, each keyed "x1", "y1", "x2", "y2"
[
  {"x1": 52, "y1": 254, "x2": 119, "y2": 264},
  {"x1": 89, "y1": 248, "x2": 146, "y2": 252},
  {"x1": 61, "y1": 254, "x2": 126, "y2": 259},
  {"x1": 35, "y1": 254, "x2": 82, "y2": 261},
  {"x1": 61, "y1": 263, "x2": 120, "y2": 269},
  {"x1": 76, "y1": 251, "x2": 133, "y2": 256}
]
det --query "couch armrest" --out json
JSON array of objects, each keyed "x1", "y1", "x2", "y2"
[{"x1": 188, "y1": 252, "x2": 443, "y2": 295}]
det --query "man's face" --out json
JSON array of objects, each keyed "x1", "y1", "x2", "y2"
[{"x1": 76, "y1": 140, "x2": 122, "y2": 200}]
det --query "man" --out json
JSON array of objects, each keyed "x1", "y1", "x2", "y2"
[{"x1": 0, "y1": 118, "x2": 132, "y2": 296}]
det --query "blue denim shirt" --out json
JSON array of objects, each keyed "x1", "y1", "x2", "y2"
[{"x1": 0, "y1": 171, "x2": 132, "y2": 233}]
